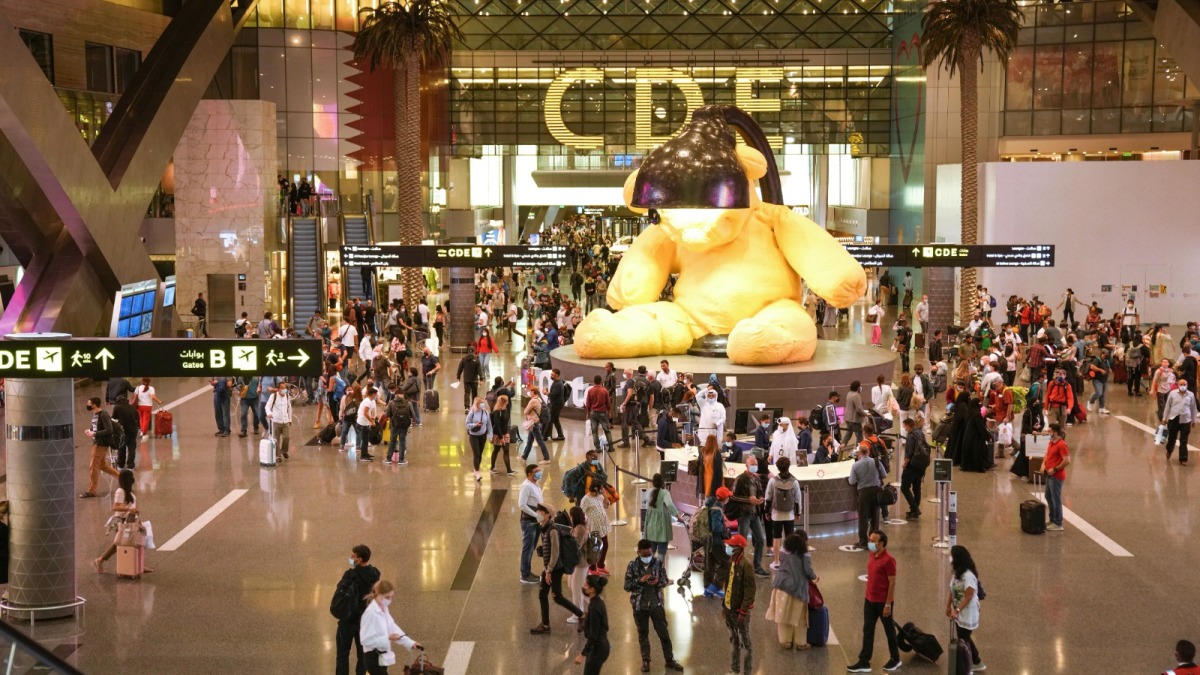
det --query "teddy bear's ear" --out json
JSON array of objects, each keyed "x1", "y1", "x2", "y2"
[
  {"x1": 623, "y1": 170, "x2": 648, "y2": 214},
  {"x1": 736, "y1": 146, "x2": 768, "y2": 181}
]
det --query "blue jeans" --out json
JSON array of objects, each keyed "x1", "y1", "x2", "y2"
[
  {"x1": 388, "y1": 426, "x2": 409, "y2": 462},
  {"x1": 735, "y1": 513, "x2": 767, "y2": 570},
  {"x1": 409, "y1": 399, "x2": 422, "y2": 425},
  {"x1": 239, "y1": 398, "x2": 260, "y2": 434},
  {"x1": 213, "y1": 396, "x2": 230, "y2": 434},
  {"x1": 650, "y1": 541, "x2": 669, "y2": 560},
  {"x1": 340, "y1": 415, "x2": 355, "y2": 447},
  {"x1": 520, "y1": 519, "x2": 540, "y2": 578},
  {"x1": 1046, "y1": 476, "x2": 1064, "y2": 526},
  {"x1": 479, "y1": 352, "x2": 491, "y2": 375},
  {"x1": 356, "y1": 423, "x2": 373, "y2": 458},
  {"x1": 1089, "y1": 380, "x2": 1107, "y2": 408},
  {"x1": 523, "y1": 423, "x2": 550, "y2": 461}
]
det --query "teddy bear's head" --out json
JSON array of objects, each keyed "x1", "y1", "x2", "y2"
[{"x1": 623, "y1": 145, "x2": 767, "y2": 253}]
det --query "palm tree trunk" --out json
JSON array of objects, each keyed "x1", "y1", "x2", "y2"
[
  {"x1": 958, "y1": 35, "x2": 981, "y2": 324},
  {"x1": 394, "y1": 40, "x2": 427, "y2": 310}
]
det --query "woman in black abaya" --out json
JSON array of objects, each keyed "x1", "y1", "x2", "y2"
[
  {"x1": 958, "y1": 396, "x2": 993, "y2": 472},
  {"x1": 944, "y1": 390, "x2": 972, "y2": 464}
]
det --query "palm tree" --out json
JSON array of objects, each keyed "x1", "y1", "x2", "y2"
[
  {"x1": 353, "y1": 1, "x2": 463, "y2": 307},
  {"x1": 921, "y1": 0, "x2": 1022, "y2": 323}
]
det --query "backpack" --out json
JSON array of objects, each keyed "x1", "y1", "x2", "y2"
[
  {"x1": 918, "y1": 374, "x2": 932, "y2": 399},
  {"x1": 810, "y1": 406, "x2": 826, "y2": 433},
  {"x1": 630, "y1": 377, "x2": 648, "y2": 405},
  {"x1": 105, "y1": 412, "x2": 125, "y2": 449},
  {"x1": 333, "y1": 375, "x2": 347, "y2": 401},
  {"x1": 329, "y1": 576, "x2": 359, "y2": 621},
  {"x1": 388, "y1": 398, "x2": 412, "y2": 428},
  {"x1": 908, "y1": 436, "x2": 931, "y2": 472},
  {"x1": 517, "y1": 306, "x2": 525, "y2": 321},
  {"x1": 234, "y1": 321, "x2": 247, "y2": 338},
  {"x1": 584, "y1": 530, "x2": 603, "y2": 566},
  {"x1": 538, "y1": 399, "x2": 550, "y2": 425},
  {"x1": 692, "y1": 504, "x2": 713, "y2": 545},
  {"x1": 988, "y1": 296, "x2": 997, "y2": 309},
  {"x1": 192, "y1": 299, "x2": 205, "y2": 316},
  {"x1": 772, "y1": 478, "x2": 797, "y2": 514},
  {"x1": 561, "y1": 464, "x2": 586, "y2": 500},
  {"x1": 1046, "y1": 380, "x2": 1070, "y2": 406},
  {"x1": 558, "y1": 529, "x2": 581, "y2": 571}
]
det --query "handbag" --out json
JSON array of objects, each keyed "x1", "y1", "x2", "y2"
[
  {"x1": 879, "y1": 483, "x2": 899, "y2": 507},
  {"x1": 143, "y1": 520, "x2": 156, "y2": 550},
  {"x1": 1155, "y1": 424, "x2": 1168, "y2": 445},
  {"x1": 522, "y1": 416, "x2": 535, "y2": 432},
  {"x1": 808, "y1": 580, "x2": 824, "y2": 610},
  {"x1": 997, "y1": 422, "x2": 1013, "y2": 446}
]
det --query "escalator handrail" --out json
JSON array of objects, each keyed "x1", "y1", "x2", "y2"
[{"x1": 0, "y1": 618, "x2": 85, "y2": 674}]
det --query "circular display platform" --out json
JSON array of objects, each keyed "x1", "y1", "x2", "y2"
[{"x1": 551, "y1": 340, "x2": 897, "y2": 421}]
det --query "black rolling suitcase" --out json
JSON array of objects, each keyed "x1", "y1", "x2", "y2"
[
  {"x1": 318, "y1": 423, "x2": 337, "y2": 444},
  {"x1": 424, "y1": 388, "x2": 440, "y2": 412},
  {"x1": 1020, "y1": 472, "x2": 1046, "y2": 534},
  {"x1": 947, "y1": 619, "x2": 974, "y2": 674}
]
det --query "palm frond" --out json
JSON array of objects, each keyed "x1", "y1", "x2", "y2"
[
  {"x1": 920, "y1": 0, "x2": 1023, "y2": 76},
  {"x1": 351, "y1": 0, "x2": 465, "y2": 72}
]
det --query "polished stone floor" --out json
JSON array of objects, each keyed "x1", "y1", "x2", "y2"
[{"x1": 3, "y1": 302, "x2": 1196, "y2": 674}]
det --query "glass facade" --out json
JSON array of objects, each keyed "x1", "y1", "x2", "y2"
[{"x1": 1004, "y1": 1, "x2": 1198, "y2": 135}]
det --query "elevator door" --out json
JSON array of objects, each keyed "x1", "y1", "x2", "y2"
[{"x1": 207, "y1": 274, "x2": 236, "y2": 336}]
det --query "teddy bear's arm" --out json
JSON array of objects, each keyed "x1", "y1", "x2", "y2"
[
  {"x1": 606, "y1": 225, "x2": 677, "y2": 310},
  {"x1": 771, "y1": 205, "x2": 867, "y2": 308}
]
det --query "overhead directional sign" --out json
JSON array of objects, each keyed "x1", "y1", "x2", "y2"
[
  {"x1": 845, "y1": 244, "x2": 1055, "y2": 268},
  {"x1": 0, "y1": 339, "x2": 322, "y2": 379},
  {"x1": 341, "y1": 244, "x2": 569, "y2": 269}
]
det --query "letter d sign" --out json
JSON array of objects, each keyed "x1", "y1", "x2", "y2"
[{"x1": 210, "y1": 350, "x2": 227, "y2": 369}]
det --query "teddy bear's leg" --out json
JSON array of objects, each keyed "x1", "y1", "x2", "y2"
[
  {"x1": 726, "y1": 299, "x2": 817, "y2": 365},
  {"x1": 574, "y1": 302, "x2": 700, "y2": 359}
]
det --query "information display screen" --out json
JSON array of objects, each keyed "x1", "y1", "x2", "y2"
[{"x1": 115, "y1": 279, "x2": 157, "y2": 338}]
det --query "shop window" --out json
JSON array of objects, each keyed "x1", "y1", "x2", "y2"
[
  {"x1": 85, "y1": 42, "x2": 114, "y2": 94},
  {"x1": 19, "y1": 29, "x2": 53, "y2": 84}
]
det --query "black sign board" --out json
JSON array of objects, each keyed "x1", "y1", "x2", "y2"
[
  {"x1": 660, "y1": 460, "x2": 679, "y2": 484},
  {"x1": 340, "y1": 244, "x2": 569, "y2": 269},
  {"x1": 0, "y1": 338, "x2": 322, "y2": 379},
  {"x1": 843, "y1": 244, "x2": 1055, "y2": 268},
  {"x1": 933, "y1": 458, "x2": 953, "y2": 483}
]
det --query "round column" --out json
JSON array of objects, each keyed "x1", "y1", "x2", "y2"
[{"x1": 4, "y1": 333, "x2": 77, "y2": 620}]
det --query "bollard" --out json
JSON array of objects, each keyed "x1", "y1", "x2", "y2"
[
  {"x1": 931, "y1": 483, "x2": 950, "y2": 549},
  {"x1": 947, "y1": 490, "x2": 958, "y2": 547},
  {"x1": 631, "y1": 434, "x2": 646, "y2": 485},
  {"x1": 610, "y1": 448, "x2": 628, "y2": 527},
  {"x1": 802, "y1": 485, "x2": 816, "y2": 552}
]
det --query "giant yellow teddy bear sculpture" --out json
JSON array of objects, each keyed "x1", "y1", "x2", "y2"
[{"x1": 574, "y1": 145, "x2": 867, "y2": 366}]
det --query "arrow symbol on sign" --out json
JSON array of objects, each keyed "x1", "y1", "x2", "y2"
[
  {"x1": 287, "y1": 350, "x2": 310, "y2": 367},
  {"x1": 96, "y1": 348, "x2": 115, "y2": 369},
  {"x1": 484, "y1": 248, "x2": 493, "y2": 256},
  {"x1": 911, "y1": 247, "x2": 920, "y2": 256}
]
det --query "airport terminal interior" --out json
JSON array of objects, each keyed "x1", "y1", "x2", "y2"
[{"x1": 0, "y1": 0, "x2": 1199, "y2": 673}]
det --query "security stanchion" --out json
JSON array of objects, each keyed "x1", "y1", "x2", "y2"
[
  {"x1": 884, "y1": 437, "x2": 906, "y2": 525},
  {"x1": 802, "y1": 485, "x2": 816, "y2": 552},
  {"x1": 609, "y1": 445, "x2": 628, "y2": 527},
  {"x1": 631, "y1": 435, "x2": 647, "y2": 485},
  {"x1": 931, "y1": 482, "x2": 950, "y2": 549},
  {"x1": 947, "y1": 490, "x2": 958, "y2": 547}
]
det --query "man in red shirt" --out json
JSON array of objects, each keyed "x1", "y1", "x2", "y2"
[
  {"x1": 987, "y1": 379, "x2": 1015, "y2": 453},
  {"x1": 1164, "y1": 639, "x2": 1200, "y2": 674},
  {"x1": 585, "y1": 374, "x2": 613, "y2": 452},
  {"x1": 847, "y1": 530, "x2": 901, "y2": 673},
  {"x1": 1043, "y1": 423, "x2": 1070, "y2": 531}
]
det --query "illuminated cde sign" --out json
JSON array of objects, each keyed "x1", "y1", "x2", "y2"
[
  {"x1": 0, "y1": 339, "x2": 321, "y2": 379},
  {"x1": 542, "y1": 66, "x2": 788, "y2": 151},
  {"x1": 341, "y1": 244, "x2": 569, "y2": 269},
  {"x1": 845, "y1": 245, "x2": 1056, "y2": 268}
]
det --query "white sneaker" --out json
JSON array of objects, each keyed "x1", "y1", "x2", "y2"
[
  {"x1": 566, "y1": 616, "x2": 579, "y2": 624},
  {"x1": 1046, "y1": 524, "x2": 1063, "y2": 531},
  {"x1": 971, "y1": 664, "x2": 987, "y2": 672},
  {"x1": 1099, "y1": 408, "x2": 1110, "y2": 415}
]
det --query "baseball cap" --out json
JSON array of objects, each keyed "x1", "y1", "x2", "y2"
[
  {"x1": 715, "y1": 487, "x2": 733, "y2": 500},
  {"x1": 723, "y1": 534, "x2": 748, "y2": 548}
]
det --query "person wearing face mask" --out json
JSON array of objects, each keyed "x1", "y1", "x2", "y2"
[
  {"x1": 80, "y1": 397, "x2": 121, "y2": 499},
  {"x1": 573, "y1": 575, "x2": 611, "y2": 674},
  {"x1": 1044, "y1": 368, "x2": 1075, "y2": 427},
  {"x1": 722, "y1": 534, "x2": 757, "y2": 675},
  {"x1": 697, "y1": 385, "x2": 727, "y2": 447},
  {"x1": 1162, "y1": 379, "x2": 1198, "y2": 466},
  {"x1": 623, "y1": 540, "x2": 685, "y2": 672},
  {"x1": 580, "y1": 482, "x2": 613, "y2": 575},
  {"x1": 721, "y1": 431, "x2": 743, "y2": 463},
  {"x1": 1040, "y1": 423, "x2": 1070, "y2": 531},
  {"x1": 846, "y1": 530, "x2": 900, "y2": 673},
  {"x1": 518, "y1": 464, "x2": 545, "y2": 584},
  {"x1": 726, "y1": 455, "x2": 769, "y2": 577},
  {"x1": 359, "y1": 579, "x2": 421, "y2": 674},
  {"x1": 333, "y1": 545, "x2": 381, "y2": 675},
  {"x1": 563, "y1": 450, "x2": 609, "y2": 503},
  {"x1": 530, "y1": 505, "x2": 585, "y2": 634},
  {"x1": 465, "y1": 397, "x2": 493, "y2": 482}
]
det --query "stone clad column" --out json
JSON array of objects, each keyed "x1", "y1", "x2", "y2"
[
  {"x1": 4, "y1": 362, "x2": 77, "y2": 618},
  {"x1": 449, "y1": 267, "x2": 475, "y2": 353}
]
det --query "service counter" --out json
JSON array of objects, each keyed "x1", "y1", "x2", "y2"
[{"x1": 658, "y1": 446, "x2": 858, "y2": 524}]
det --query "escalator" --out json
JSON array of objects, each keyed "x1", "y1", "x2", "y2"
[
  {"x1": 341, "y1": 214, "x2": 373, "y2": 302},
  {"x1": 1129, "y1": 0, "x2": 1200, "y2": 106},
  {"x1": 289, "y1": 217, "x2": 323, "y2": 335}
]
